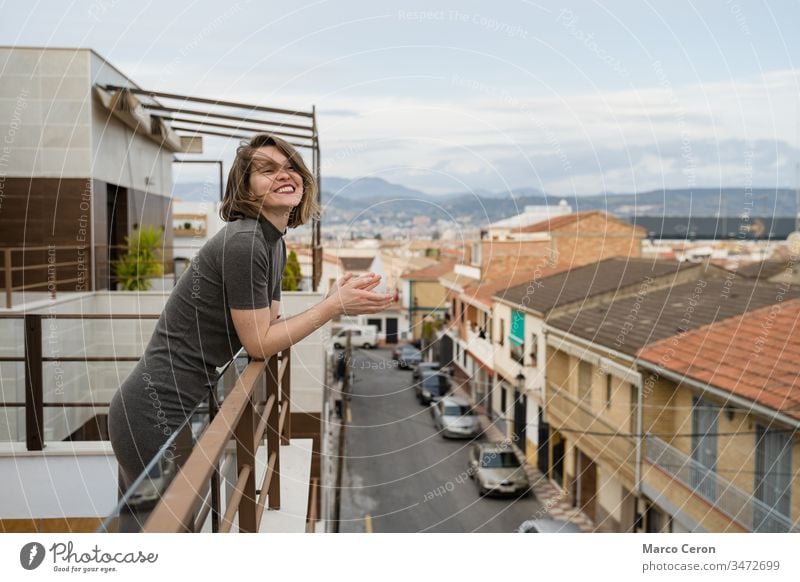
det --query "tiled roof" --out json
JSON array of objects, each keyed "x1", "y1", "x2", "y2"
[
  {"x1": 737, "y1": 260, "x2": 792, "y2": 280},
  {"x1": 498, "y1": 257, "x2": 693, "y2": 314},
  {"x1": 515, "y1": 211, "x2": 642, "y2": 234},
  {"x1": 339, "y1": 256, "x2": 374, "y2": 272},
  {"x1": 402, "y1": 260, "x2": 456, "y2": 280},
  {"x1": 438, "y1": 270, "x2": 478, "y2": 290},
  {"x1": 637, "y1": 299, "x2": 800, "y2": 420},
  {"x1": 547, "y1": 277, "x2": 800, "y2": 356},
  {"x1": 462, "y1": 274, "x2": 532, "y2": 308}
]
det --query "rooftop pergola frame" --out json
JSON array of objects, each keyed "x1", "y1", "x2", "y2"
[{"x1": 99, "y1": 84, "x2": 323, "y2": 291}]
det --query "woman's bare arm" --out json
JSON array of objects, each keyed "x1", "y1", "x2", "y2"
[{"x1": 231, "y1": 274, "x2": 391, "y2": 359}]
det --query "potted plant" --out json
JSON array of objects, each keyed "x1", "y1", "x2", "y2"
[{"x1": 113, "y1": 226, "x2": 164, "y2": 291}]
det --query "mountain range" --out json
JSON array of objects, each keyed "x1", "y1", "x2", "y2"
[{"x1": 173, "y1": 177, "x2": 798, "y2": 222}]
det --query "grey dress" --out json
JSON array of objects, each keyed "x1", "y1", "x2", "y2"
[{"x1": 108, "y1": 215, "x2": 286, "y2": 485}]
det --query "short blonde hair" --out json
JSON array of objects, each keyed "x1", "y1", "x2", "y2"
[{"x1": 219, "y1": 134, "x2": 320, "y2": 227}]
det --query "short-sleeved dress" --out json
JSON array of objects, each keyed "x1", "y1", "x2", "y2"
[{"x1": 108, "y1": 215, "x2": 286, "y2": 484}]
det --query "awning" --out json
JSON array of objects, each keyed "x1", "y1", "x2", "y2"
[{"x1": 509, "y1": 309, "x2": 525, "y2": 346}]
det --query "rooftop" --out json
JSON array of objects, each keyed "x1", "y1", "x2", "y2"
[
  {"x1": 637, "y1": 299, "x2": 800, "y2": 420},
  {"x1": 547, "y1": 278, "x2": 800, "y2": 356},
  {"x1": 497, "y1": 257, "x2": 694, "y2": 314}
]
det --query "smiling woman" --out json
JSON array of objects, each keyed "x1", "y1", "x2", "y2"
[{"x1": 108, "y1": 134, "x2": 396, "y2": 513}]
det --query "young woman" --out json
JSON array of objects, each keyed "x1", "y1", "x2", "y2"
[{"x1": 108, "y1": 133, "x2": 393, "y2": 491}]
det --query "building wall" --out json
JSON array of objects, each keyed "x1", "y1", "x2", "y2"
[
  {"x1": 641, "y1": 376, "x2": 800, "y2": 530},
  {"x1": 0, "y1": 48, "x2": 177, "y2": 294},
  {"x1": 0, "y1": 48, "x2": 93, "y2": 179}
]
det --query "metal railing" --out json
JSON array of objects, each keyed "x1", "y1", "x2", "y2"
[
  {"x1": 0, "y1": 243, "x2": 205, "y2": 309},
  {"x1": 644, "y1": 434, "x2": 799, "y2": 533},
  {"x1": 0, "y1": 312, "x2": 159, "y2": 450},
  {"x1": 140, "y1": 350, "x2": 292, "y2": 533}
]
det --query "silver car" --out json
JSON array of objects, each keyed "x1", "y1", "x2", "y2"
[
  {"x1": 430, "y1": 396, "x2": 481, "y2": 438},
  {"x1": 468, "y1": 443, "x2": 531, "y2": 497}
]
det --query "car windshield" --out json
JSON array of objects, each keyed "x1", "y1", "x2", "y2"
[
  {"x1": 443, "y1": 405, "x2": 471, "y2": 416},
  {"x1": 420, "y1": 363, "x2": 440, "y2": 370},
  {"x1": 480, "y1": 451, "x2": 519, "y2": 468},
  {"x1": 421, "y1": 374, "x2": 447, "y2": 393},
  {"x1": 400, "y1": 347, "x2": 420, "y2": 355}
]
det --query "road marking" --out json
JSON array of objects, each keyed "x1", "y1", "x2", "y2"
[{"x1": 364, "y1": 513, "x2": 373, "y2": 533}]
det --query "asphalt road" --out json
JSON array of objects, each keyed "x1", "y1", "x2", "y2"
[{"x1": 339, "y1": 348, "x2": 543, "y2": 533}]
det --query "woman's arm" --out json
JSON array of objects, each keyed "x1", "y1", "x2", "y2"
[
  {"x1": 231, "y1": 274, "x2": 391, "y2": 359},
  {"x1": 231, "y1": 297, "x2": 337, "y2": 359}
]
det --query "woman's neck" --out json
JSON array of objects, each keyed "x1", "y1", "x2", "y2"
[{"x1": 260, "y1": 208, "x2": 290, "y2": 232}]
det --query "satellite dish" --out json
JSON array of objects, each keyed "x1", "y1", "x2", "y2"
[{"x1": 787, "y1": 231, "x2": 800, "y2": 255}]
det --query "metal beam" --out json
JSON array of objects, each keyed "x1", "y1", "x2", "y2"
[
  {"x1": 170, "y1": 125, "x2": 313, "y2": 150},
  {"x1": 141, "y1": 103, "x2": 314, "y2": 134},
  {"x1": 156, "y1": 114, "x2": 314, "y2": 142},
  {"x1": 104, "y1": 85, "x2": 314, "y2": 118}
]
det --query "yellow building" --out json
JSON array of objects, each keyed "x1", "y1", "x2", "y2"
[
  {"x1": 543, "y1": 277, "x2": 800, "y2": 532},
  {"x1": 637, "y1": 299, "x2": 800, "y2": 533}
]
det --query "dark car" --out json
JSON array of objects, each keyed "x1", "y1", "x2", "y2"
[
  {"x1": 393, "y1": 345, "x2": 422, "y2": 369},
  {"x1": 416, "y1": 370, "x2": 450, "y2": 404},
  {"x1": 412, "y1": 361, "x2": 441, "y2": 380}
]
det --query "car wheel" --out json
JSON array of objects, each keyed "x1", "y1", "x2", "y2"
[
  {"x1": 333, "y1": 343, "x2": 342, "y2": 349},
  {"x1": 362, "y1": 343, "x2": 371, "y2": 349},
  {"x1": 478, "y1": 486, "x2": 487, "y2": 496}
]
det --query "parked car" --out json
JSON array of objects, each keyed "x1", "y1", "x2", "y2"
[
  {"x1": 393, "y1": 344, "x2": 422, "y2": 368},
  {"x1": 412, "y1": 361, "x2": 441, "y2": 380},
  {"x1": 468, "y1": 443, "x2": 531, "y2": 497},
  {"x1": 332, "y1": 325, "x2": 378, "y2": 349},
  {"x1": 517, "y1": 519, "x2": 583, "y2": 533},
  {"x1": 417, "y1": 370, "x2": 451, "y2": 404},
  {"x1": 430, "y1": 396, "x2": 481, "y2": 438}
]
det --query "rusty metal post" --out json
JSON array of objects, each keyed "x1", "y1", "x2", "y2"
[
  {"x1": 24, "y1": 314, "x2": 44, "y2": 451},
  {"x1": 266, "y1": 355, "x2": 281, "y2": 509}
]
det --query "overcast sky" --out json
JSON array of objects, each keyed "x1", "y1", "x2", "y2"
[{"x1": 3, "y1": 0, "x2": 800, "y2": 195}]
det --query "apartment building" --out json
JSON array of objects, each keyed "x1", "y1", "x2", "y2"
[
  {"x1": 543, "y1": 276, "x2": 800, "y2": 532},
  {"x1": 637, "y1": 299, "x2": 800, "y2": 533}
]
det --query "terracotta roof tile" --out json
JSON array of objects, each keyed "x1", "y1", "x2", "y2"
[
  {"x1": 402, "y1": 260, "x2": 456, "y2": 280},
  {"x1": 637, "y1": 298, "x2": 800, "y2": 419}
]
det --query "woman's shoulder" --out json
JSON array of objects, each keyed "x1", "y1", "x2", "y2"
[{"x1": 221, "y1": 217, "x2": 260, "y2": 236}]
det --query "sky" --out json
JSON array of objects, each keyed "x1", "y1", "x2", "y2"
[{"x1": 2, "y1": 0, "x2": 800, "y2": 195}]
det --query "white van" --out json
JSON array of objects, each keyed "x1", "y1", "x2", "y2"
[{"x1": 332, "y1": 325, "x2": 378, "y2": 349}]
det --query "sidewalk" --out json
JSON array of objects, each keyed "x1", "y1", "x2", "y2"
[{"x1": 477, "y1": 414, "x2": 598, "y2": 533}]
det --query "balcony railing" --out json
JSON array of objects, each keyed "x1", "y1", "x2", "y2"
[
  {"x1": 645, "y1": 434, "x2": 799, "y2": 533},
  {"x1": 546, "y1": 382, "x2": 637, "y2": 485},
  {"x1": 97, "y1": 348, "x2": 293, "y2": 533}
]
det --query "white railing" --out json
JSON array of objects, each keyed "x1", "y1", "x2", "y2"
[{"x1": 645, "y1": 434, "x2": 798, "y2": 532}]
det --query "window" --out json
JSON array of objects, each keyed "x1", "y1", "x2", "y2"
[
  {"x1": 510, "y1": 340, "x2": 525, "y2": 365},
  {"x1": 499, "y1": 318, "x2": 505, "y2": 346},
  {"x1": 753, "y1": 425, "x2": 792, "y2": 530},
  {"x1": 578, "y1": 361, "x2": 592, "y2": 401},
  {"x1": 529, "y1": 332, "x2": 538, "y2": 367}
]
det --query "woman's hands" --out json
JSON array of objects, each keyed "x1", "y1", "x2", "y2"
[{"x1": 325, "y1": 272, "x2": 394, "y2": 315}]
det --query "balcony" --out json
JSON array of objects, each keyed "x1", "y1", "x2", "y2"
[
  {"x1": 0, "y1": 290, "x2": 326, "y2": 533},
  {"x1": 644, "y1": 434, "x2": 798, "y2": 533},
  {"x1": 545, "y1": 382, "x2": 637, "y2": 486},
  {"x1": 465, "y1": 326, "x2": 494, "y2": 370}
]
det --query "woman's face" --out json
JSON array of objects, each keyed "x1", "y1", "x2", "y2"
[{"x1": 248, "y1": 145, "x2": 304, "y2": 213}]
